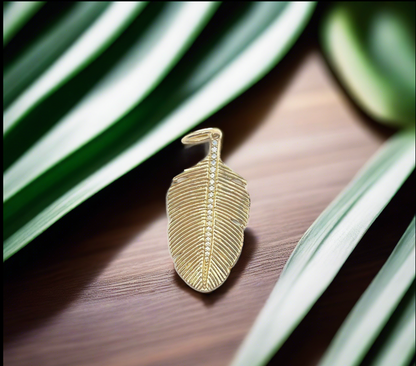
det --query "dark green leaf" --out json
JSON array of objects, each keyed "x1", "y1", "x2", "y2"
[
  {"x1": 3, "y1": 2, "x2": 109, "y2": 109},
  {"x1": 3, "y1": 2, "x2": 219, "y2": 202},
  {"x1": 3, "y1": 1, "x2": 45, "y2": 45},
  {"x1": 4, "y1": 2, "x2": 147, "y2": 133},
  {"x1": 3, "y1": 2, "x2": 316, "y2": 259}
]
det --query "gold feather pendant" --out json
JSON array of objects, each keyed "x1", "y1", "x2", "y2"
[{"x1": 167, "y1": 128, "x2": 250, "y2": 293}]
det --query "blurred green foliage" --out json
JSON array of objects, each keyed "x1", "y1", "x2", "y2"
[{"x1": 321, "y1": 2, "x2": 415, "y2": 127}]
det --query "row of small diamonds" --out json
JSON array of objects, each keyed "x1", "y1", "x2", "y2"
[{"x1": 204, "y1": 138, "x2": 218, "y2": 269}]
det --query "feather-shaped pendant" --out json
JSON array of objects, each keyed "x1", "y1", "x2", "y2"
[{"x1": 167, "y1": 128, "x2": 250, "y2": 293}]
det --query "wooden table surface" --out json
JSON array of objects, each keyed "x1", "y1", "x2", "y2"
[{"x1": 4, "y1": 35, "x2": 415, "y2": 366}]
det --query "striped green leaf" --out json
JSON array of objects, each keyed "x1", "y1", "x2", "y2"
[
  {"x1": 3, "y1": 2, "x2": 316, "y2": 259},
  {"x1": 231, "y1": 129, "x2": 415, "y2": 366},
  {"x1": 366, "y1": 285, "x2": 415, "y2": 366},
  {"x1": 4, "y1": 1, "x2": 147, "y2": 134},
  {"x1": 319, "y1": 218, "x2": 415, "y2": 366},
  {"x1": 4, "y1": 2, "x2": 109, "y2": 108},
  {"x1": 3, "y1": 1, "x2": 45, "y2": 45},
  {"x1": 4, "y1": 2, "x2": 219, "y2": 201}
]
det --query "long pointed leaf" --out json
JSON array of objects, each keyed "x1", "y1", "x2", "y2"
[
  {"x1": 3, "y1": 1, "x2": 45, "y2": 45},
  {"x1": 3, "y1": 1, "x2": 147, "y2": 134},
  {"x1": 3, "y1": 1, "x2": 316, "y2": 259},
  {"x1": 231, "y1": 128, "x2": 415, "y2": 366},
  {"x1": 4, "y1": 2, "x2": 219, "y2": 202},
  {"x1": 3, "y1": 2, "x2": 109, "y2": 109},
  {"x1": 319, "y1": 218, "x2": 415, "y2": 366},
  {"x1": 367, "y1": 286, "x2": 415, "y2": 366}
]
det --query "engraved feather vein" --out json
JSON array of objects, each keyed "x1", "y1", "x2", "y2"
[{"x1": 167, "y1": 157, "x2": 250, "y2": 292}]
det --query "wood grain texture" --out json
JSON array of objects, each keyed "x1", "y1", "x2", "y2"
[{"x1": 4, "y1": 37, "x2": 415, "y2": 366}]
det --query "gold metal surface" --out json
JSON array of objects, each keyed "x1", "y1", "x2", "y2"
[{"x1": 167, "y1": 128, "x2": 250, "y2": 293}]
